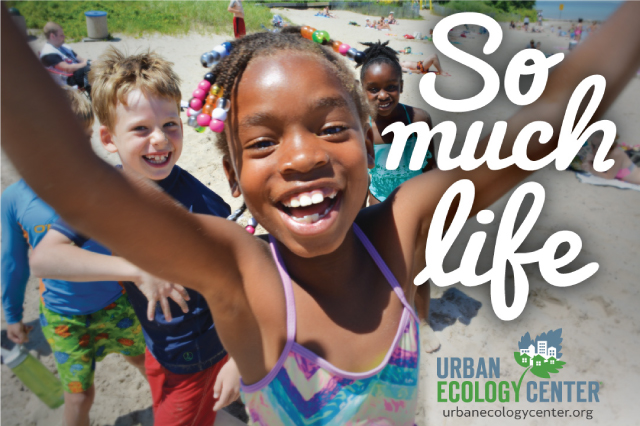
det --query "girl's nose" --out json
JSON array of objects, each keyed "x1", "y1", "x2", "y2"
[{"x1": 279, "y1": 134, "x2": 329, "y2": 176}]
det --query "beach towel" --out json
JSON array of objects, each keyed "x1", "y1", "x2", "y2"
[
  {"x1": 404, "y1": 34, "x2": 415, "y2": 39},
  {"x1": 575, "y1": 172, "x2": 640, "y2": 192}
]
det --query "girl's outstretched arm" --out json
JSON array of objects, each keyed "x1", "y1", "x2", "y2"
[
  {"x1": 394, "y1": 1, "x2": 640, "y2": 242},
  {"x1": 1, "y1": 7, "x2": 284, "y2": 385}
]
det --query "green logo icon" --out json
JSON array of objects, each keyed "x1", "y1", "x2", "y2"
[
  {"x1": 514, "y1": 328, "x2": 566, "y2": 382},
  {"x1": 183, "y1": 352, "x2": 194, "y2": 361}
]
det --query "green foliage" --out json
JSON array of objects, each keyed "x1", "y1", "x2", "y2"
[
  {"x1": 436, "y1": 0, "x2": 537, "y2": 22},
  {"x1": 7, "y1": 1, "x2": 275, "y2": 40}
]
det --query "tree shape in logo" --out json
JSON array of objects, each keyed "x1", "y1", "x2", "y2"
[{"x1": 513, "y1": 328, "x2": 566, "y2": 383}]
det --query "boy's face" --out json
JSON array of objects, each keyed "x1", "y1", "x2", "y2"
[
  {"x1": 224, "y1": 54, "x2": 374, "y2": 258},
  {"x1": 100, "y1": 90, "x2": 182, "y2": 181}
]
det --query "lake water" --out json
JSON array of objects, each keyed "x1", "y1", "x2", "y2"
[{"x1": 534, "y1": 1, "x2": 623, "y2": 22}]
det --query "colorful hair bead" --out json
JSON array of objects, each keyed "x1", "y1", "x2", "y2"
[
  {"x1": 189, "y1": 98, "x2": 203, "y2": 111},
  {"x1": 213, "y1": 45, "x2": 229, "y2": 58},
  {"x1": 347, "y1": 47, "x2": 358, "y2": 60},
  {"x1": 338, "y1": 44, "x2": 351, "y2": 55},
  {"x1": 209, "y1": 119, "x2": 225, "y2": 133},
  {"x1": 204, "y1": 72, "x2": 215, "y2": 83},
  {"x1": 196, "y1": 113, "x2": 212, "y2": 127},
  {"x1": 192, "y1": 88, "x2": 207, "y2": 100},
  {"x1": 312, "y1": 30, "x2": 329, "y2": 44},
  {"x1": 210, "y1": 85, "x2": 223, "y2": 97},
  {"x1": 222, "y1": 41, "x2": 233, "y2": 54},
  {"x1": 248, "y1": 217, "x2": 258, "y2": 228},
  {"x1": 206, "y1": 94, "x2": 217, "y2": 105},
  {"x1": 245, "y1": 225, "x2": 256, "y2": 234},
  {"x1": 187, "y1": 115, "x2": 198, "y2": 127},
  {"x1": 216, "y1": 98, "x2": 230, "y2": 111},
  {"x1": 198, "y1": 80, "x2": 212, "y2": 92},
  {"x1": 203, "y1": 103, "x2": 215, "y2": 115},
  {"x1": 211, "y1": 108, "x2": 227, "y2": 121},
  {"x1": 332, "y1": 40, "x2": 342, "y2": 53}
]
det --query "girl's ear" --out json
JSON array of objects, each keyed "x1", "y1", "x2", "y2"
[
  {"x1": 223, "y1": 155, "x2": 242, "y2": 198},
  {"x1": 99, "y1": 126, "x2": 118, "y2": 154},
  {"x1": 364, "y1": 124, "x2": 375, "y2": 169}
]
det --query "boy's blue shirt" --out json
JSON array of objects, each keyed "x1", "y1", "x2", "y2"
[
  {"x1": 1, "y1": 180, "x2": 125, "y2": 324},
  {"x1": 53, "y1": 165, "x2": 232, "y2": 374}
]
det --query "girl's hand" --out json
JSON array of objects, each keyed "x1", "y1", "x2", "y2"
[
  {"x1": 133, "y1": 270, "x2": 190, "y2": 321},
  {"x1": 213, "y1": 357, "x2": 241, "y2": 411}
]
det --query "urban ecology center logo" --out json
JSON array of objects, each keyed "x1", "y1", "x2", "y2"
[
  {"x1": 514, "y1": 329, "x2": 566, "y2": 380},
  {"x1": 437, "y1": 329, "x2": 600, "y2": 405}
]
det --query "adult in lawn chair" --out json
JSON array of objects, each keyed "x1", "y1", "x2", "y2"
[{"x1": 40, "y1": 22, "x2": 91, "y2": 94}]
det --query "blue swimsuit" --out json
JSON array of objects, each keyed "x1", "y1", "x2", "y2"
[{"x1": 368, "y1": 105, "x2": 434, "y2": 202}]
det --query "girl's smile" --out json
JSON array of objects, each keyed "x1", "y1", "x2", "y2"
[{"x1": 225, "y1": 53, "x2": 374, "y2": 257}]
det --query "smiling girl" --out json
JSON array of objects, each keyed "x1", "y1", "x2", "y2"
[
  {"x1": 359, "y1": 40, "x2": 438, "y2": 206},
  {"x1": 4, "y1": 5, "x2": 640, "y2": 424}
]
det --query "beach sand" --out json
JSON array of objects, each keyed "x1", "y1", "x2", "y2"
[{"x1": 2, "y1": 6, "x2": 639, "y2": 425}]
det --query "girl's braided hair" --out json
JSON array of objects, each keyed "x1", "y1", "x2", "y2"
[
  {"x1": 356, "y1": 40, "x2": 402, "y2": 81},
  {"x1": 208, "y1": 27, "x2": 372, "y2": 156}
]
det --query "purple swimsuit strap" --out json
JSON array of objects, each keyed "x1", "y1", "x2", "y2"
[{"x1": 352, "y1": 223, "x2": 419, "y2": 322}]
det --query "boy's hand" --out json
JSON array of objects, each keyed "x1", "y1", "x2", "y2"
[
  {"x1": 7, "y1": 321, "x2": 33, "y2": 344},
  {"x1": 133, "y1": 270, "x2": 190, "y2": 321},
  {"x1": 212, "y1": 357, "x2": 241, "y2": 411}
]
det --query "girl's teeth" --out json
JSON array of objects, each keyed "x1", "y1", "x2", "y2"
[
  {"x1": 310, "y1": 191, "x2": 324, "y2": 204},
  {"x1": 290, "y1": 204, "x2": 333, "y2": 224},
  {"x1": 299, "y1": 195, "x2": 312, "y2": 207},
  {"x1": 290, "y1": 197, "x2": 301, "y2": 208}
]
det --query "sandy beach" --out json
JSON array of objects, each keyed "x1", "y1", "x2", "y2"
[{"x1": 2, "y1": 5, "x2": 639, "y2": 425}]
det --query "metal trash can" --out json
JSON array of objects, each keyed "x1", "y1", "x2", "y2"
[
  {"x1": 9, "y1": 8, "x2": 27, "y2": 36},
  {"x1": 85, "y1": 10, "x2": 108, "y2": 39}
]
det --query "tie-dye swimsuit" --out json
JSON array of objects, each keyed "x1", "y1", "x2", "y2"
[{"x1": 240, "y1": 224, "x2": 420, "y2": 425}]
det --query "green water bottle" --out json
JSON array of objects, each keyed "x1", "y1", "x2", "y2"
[{"x1": 2, "y1": 345, "x2": 64, "y2": 409}]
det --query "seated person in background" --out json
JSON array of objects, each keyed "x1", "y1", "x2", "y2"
[
  {"x1": 527, "y1": 39, "x2": 536, "y2": 49},
  {"x1": 388, "y1": 11, "x2": 397, "y2": 24},
  {"x1": 510, "y1": 21, "x2": 516, "y2": 29},
  {"x1": 322, "y1": 6, "x2": 335, "y2": 18},
  {"x1": 584, "y1": 134, "x2": 640, "y2": 185},
  {"x1": 40, "y1": 22, "x2": 90, "y2": 92},
  {"x1": 400, "y1": 53, "x2": 443, "y2": 74},
  {"x1": 377, "y1": 16, "x2": 391, "y2": 30},
  {"x1": 365, "y1": 19, "x2": 375, "y2": 28}
]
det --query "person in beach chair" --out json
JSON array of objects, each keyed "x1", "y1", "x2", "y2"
[{"x1": 40, "y1": 22, "x2": 91, "y2": 94}]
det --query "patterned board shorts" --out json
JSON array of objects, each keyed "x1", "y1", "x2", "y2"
[{"x1": 39, "y1": 293, "x2": 145, "y2": 393}]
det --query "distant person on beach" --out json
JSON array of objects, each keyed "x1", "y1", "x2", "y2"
[
  {"x1": 524, "y1": 15, "x2": 530, "y2": 31},
  {"x1": 29, "y1": 48, "x2": 240, "y2": 426},
  {"x1": 40, "y1": 22, "x2": 91, "y2": 92},
  {"x1": 3, "y1": 88, "x2": 147, "y2": 426},
  {"x1": 583, "y1": 134, "x2": 640, "y2": 185},
  {"x1": 510, "y1": 21, "x2": 516, "y2": 29},
  {"x1": 575, "y1": 18, "x2": 584, "y2": 41},
  {"x1": 538, "y1": 11, "x2": 543, "y2": 26},
  {"x1": 365, "y1": 19, "x2": 374, "y2": 28},
  {"x1": 388, "y1": 11, "x2": 397, "y2": 24},
  {"x1": 322, "y1": 6, "x2": 335, "y2": 18},
  {"x1": 228, "y1": 0, "x2": 245, "y2": 38},
  {"x1": 527, "y1": 39, "x2": 536, "y2": 49},
  {"x1": 399, "y1": 54, "x2": 443, "y2": 74},
  {"x1": 377, "y1": 16, "x2": 391, "y2": 30}
]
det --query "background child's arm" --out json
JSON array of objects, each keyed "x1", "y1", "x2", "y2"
[
  {"x1": 30, "y1": 229, "x2": 191, "y2": 321},
  {"x1": 1, "y1": 8, "x2": 284, "y2": 385},
  {"x1": 395, "y1": 1, "x2": 640, "y2": 244},
  {"x1": 1, "y1": 188, "x2": 34, "y2": 343}
]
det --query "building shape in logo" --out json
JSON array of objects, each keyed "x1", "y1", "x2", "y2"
[{"x1": 514, "y1": 329, "x2": 566, "y2": 379}]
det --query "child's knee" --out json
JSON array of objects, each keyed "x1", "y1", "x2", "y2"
[{"x1": 64, "y1": 387, "x2": 95, "y2": 409}]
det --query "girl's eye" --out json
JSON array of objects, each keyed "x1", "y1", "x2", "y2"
[
  {"x1": 368, "y1": 87, "x2": 380, "y2": 94},
  {"x1": 386, "y1": 85, "x2": 398, "y2": 92},
  {"x1": 164, "y1": 121, "x2": 178, "y2": 128},
  {"x1": 322, "y1": 125, "x2": 348, "y2": 136},
  {"x1": 248, "y1": 139, "x2": 276, "y2": 150},
  {"x1": 133, "y1": 126, "x2": 147, "y2": 131}
]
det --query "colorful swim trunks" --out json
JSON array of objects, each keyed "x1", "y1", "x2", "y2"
[{"x1": 39, "y1": 293, "x2": 145, "y2": 393}]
